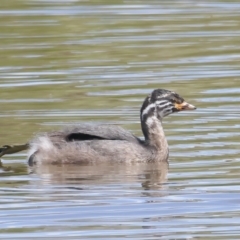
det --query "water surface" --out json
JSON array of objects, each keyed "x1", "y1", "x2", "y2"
[{"x1": 1, "y1": 0, "x2": 240, "y2": 239}]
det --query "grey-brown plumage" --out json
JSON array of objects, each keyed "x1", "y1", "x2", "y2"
[{"x1": 0, "y1": 89, "x2": 196, "y2": 164}]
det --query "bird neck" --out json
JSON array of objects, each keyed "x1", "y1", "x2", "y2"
[{"x1": 141, "y1": 115, "x2": 169, "y2": 159}]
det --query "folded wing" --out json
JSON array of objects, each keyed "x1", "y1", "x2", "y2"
[{"x1": 48, "y1": 124, "x2": 140, "y2": 143}]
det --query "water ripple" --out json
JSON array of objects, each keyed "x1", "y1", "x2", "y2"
[{"x1": 0, "y1": 0, "x2": 240, "y2": 239}]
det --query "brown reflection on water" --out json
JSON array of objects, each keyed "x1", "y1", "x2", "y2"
[{"x1": 32, "y1": 162, "x2": 169, "y2": 191}]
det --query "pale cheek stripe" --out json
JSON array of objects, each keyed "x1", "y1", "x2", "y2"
[
  {"x1": 155, "y1": 100, "x2": 168, "y2": 105},
  {"x1": 142, "y1": 101, "x2": 171, "y2": 116},
  {"x1": 141, "y1": 103, "x2": 173, "y2": 120},
  {"x1": 141, "y1": 103, "x2": 156, "y2": 117}
]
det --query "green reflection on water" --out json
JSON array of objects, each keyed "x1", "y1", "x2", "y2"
[{"x1": 0, "y1": 0, "x2": 240, "y2": 237}]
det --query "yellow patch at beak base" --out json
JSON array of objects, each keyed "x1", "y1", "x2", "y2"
[{"x1": 175, "y1": 101, "x2": 196, "y2": 111}]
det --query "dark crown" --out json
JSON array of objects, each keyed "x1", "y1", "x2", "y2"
[{"x1": 150, "y1": 89, "x2": 184, "y2": 103}]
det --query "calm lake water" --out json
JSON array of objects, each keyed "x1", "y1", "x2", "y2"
[{"x1": 1, "y1": 0, "x2": 240, "y2": 239}]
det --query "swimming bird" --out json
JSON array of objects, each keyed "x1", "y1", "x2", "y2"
[{"x1": 0, "y1": 89, "x2": 196, "y2": 164}]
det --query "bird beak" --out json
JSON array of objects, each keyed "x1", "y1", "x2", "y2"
[{"x1": 175, "y1": 101, "x2": 196, "y2": 111}]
